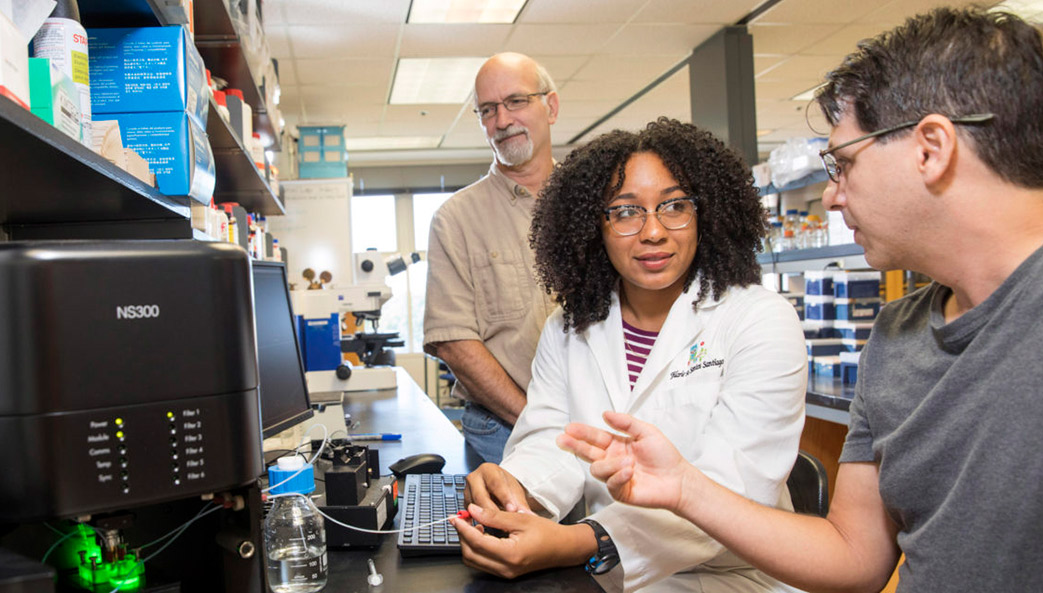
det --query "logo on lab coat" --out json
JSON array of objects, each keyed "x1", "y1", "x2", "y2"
[{"x1": 670, "y1": 342, "x2": 723, "y2": 379}]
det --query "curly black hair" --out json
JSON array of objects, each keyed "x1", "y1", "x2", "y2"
[{"x1": 530, "y1": 117, "x2": 766, "y2": 333}]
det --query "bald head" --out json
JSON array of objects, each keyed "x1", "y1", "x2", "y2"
[{"x1": 474, "y1": 53, "x2": 556, "y2": 107}]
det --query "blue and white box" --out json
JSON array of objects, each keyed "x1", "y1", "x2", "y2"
[
  {"x1": 804, "y1": 295, "x2": 835, "y2": 321},
  {"x1": 840, "y1": 351, "x2": 861, "y2": 384},
  {"x1": 833, "y1": 271, "x2": 881, "y2": 299},
  {"x1": 813, "y1": 355, "x2": 842, "y2": 378},
  {"x1": 835, "y1": 297, "x2": 881, "y2": 321},
  {"x1": 107, "y1": 110, "x2": 214, "y2": 202},
  {"x1": 802, "y1": 319, "x2": 835, "y2": 339},
  {"x1": 804, "y1": 271, "x2": 835, "y2": 296},
  {"x1": 806, "y1": 338, "x2": 846, "y2": 357},
  {"x1": 87, "y1": 26, "x2": 208, "y2": 128},
  {"x1": 833, "y1": 321, "x2": 873, "y2": 340}
]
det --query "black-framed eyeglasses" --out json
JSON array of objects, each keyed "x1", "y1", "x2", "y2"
[
  {"x1": 603, "y1": 197, "x2": 698, "y2": 236},
  {"x1": 474, "y1": 92, "x2": 549, "y2": 121},
  {"x1": 819, "y1": 113, "x2": 995, "y2": 183}
]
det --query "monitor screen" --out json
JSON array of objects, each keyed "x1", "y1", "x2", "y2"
[{"x1": 252, "y1": 261, "x2": 314, "y2": 438}]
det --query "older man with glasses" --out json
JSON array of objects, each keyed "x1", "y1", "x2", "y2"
[
  {"x1": 424, "y1": 53, "x2": 560, "y2": 465},
  {"x1": 560, "y1": 6, "x2": 1043, "y2": 593}
]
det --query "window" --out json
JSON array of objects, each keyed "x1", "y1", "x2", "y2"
[
  {"x1": 412, "y1": 192, "x2": 452, "y2": 251},
  {"x1": 350, "y1": 194, "x2": 397, "y2": 252}
]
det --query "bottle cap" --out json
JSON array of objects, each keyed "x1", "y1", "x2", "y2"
[{"x1": 268, "y1": 457, "x2": 316, "y2": 495}]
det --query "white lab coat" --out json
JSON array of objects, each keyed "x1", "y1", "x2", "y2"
[{"x1": 501, "y1": 283, "x2": 808, "y2": 593}]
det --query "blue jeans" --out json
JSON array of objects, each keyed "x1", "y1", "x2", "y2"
[{"x1": 461, "y1": 402, "x2": 513, "y2": 465}]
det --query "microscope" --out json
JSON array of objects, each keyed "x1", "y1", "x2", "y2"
[{"x1": 291, "y1": 250, "x2": 419, "y2": 397}]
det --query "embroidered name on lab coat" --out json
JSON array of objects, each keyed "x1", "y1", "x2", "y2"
[{"x1": 669, "y1": 341, "x2": 724, "y2": 379}]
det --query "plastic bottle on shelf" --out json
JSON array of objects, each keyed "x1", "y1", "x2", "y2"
[
  {"x1": 798, "y1": 211, "x2": 810, "y2": 249},
  {"x1": 264, "y1": 457, "x2": 327, "y2": 593},
  {"x1": 272, "y1": 239, "x2": 282, "y2": 262},
  {"x1": 32, "y1": 0, "x2": 91, "y2": 146},
  {"x1": 770, "y1": 221, "x2": 784, "y2": 253},
  {"x1": 806, "y1": 214, "x2": 828, "y2": 248}
]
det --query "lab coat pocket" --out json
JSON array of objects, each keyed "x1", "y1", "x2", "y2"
[
  {"x1": 472, "y1": 248, "x2": 527, "y2": 322},
  {"x1": 640, "y1": 375, "x2": 722, "y2": 450}
]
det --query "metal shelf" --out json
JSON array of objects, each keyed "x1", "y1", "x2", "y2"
[
  {"x1": 207, "y1": 100, "x2": 285, "y2": 215},
  {"x1": 194, "y1": 0, "x2": 281, "y2": 151},
  {"x1": 757, "y1": 169, "x2": 828, "y2": 197},
  {"x1": 758, "y1": 243, "x2": 868, "y2": 274},
  {"x1": 0, "y1": 97, "x2": 192, "y2": 238}
]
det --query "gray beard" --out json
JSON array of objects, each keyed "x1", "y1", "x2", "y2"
[{"x1": 494, "y1": 133, "x2": 533, "y2": 167}]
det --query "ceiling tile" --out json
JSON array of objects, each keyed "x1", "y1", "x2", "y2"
[
  {"x1": 755, "y1": 0, "x2": 880, "y2": 25},
  {"x1": 503, "y1": 24, "x2": 620, "y2": 55},
  {"x1": 266, "y1": 25, "x2": 293, "y2": 57},
  {"x1": 525, "y1": 55, "x2": 591, "y2": 84},
  {"x1": 274, "y1": 60, "x2": 298, "y2": 87},
  {"x1": 572, "y1": 54, "x2": 682, "y2": 82},
  {"x1": 634, "y1": 0, "x2": 760, "y2": 24},
  {"x1": 519, "y1": 0, "x2": 646, "y2": 24},
  {"x1": 382, "y1": 104, "x2": 469, "y2": 136},
  {"x1": 289, "y1": 24, "x2": 402, "y2": 59},
  {"x1": 602, "y1": 23, "x2": 720, "y2": 55},
  {"x1": 756, "y1": 55, "x2": 846, "y2": 82},
  {"x1": 749, "y1": 23, "x2": 841, "y2": 55},
  {"x1": 559, "y1": 79, "x2": 645, "y2": 103},
  {"x1": 858, "y1": 0, "x2": 998, "y2": 27},
  {"x1": 343, "y1": 121, "x2": 382, "y2": 137},
  {"x1": 265, "y1": 0, "x2": 410, "y2": 24},
  {"x1": 797, "y1": 23, "x2": 893, "y2": 56},
  {"x1": 399, "y1": 24, "x2": 512, "y2": 57},
  {"x1": 756, "y1": 78, "x2": 824, "y2": 101},
  {"x1": 294, "y1": 58, "x2": 394, "y2": 87},
  {"x1": 754, "y1": 55, "x2": 787, "y2": 77},
  {"x1": 440, "y1": 124, "x2": 489, "y2": 149}
]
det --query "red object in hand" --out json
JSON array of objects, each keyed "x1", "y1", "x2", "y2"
[{"x1": 456, "y1": 510, "x2": 471, "y2": 520}]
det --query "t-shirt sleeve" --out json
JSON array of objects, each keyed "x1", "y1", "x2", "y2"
[{"x1": 840, "y1": 346, "x2": 875, "y2": 463}]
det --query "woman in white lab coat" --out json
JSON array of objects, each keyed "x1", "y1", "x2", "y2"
[{"x1": 451, "y1": 118, "x2": 807, "y2": 593}]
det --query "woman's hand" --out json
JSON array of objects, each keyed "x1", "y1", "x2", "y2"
[
  {"x1": 464, "y1": 463, "x2": 534, "y2": 513},
  {"x1": 450, "y1": 504, "x2": 595, "y2": 579},
  {"x1": 557, "y1": 411, "x2": 692, "y2": 513}
]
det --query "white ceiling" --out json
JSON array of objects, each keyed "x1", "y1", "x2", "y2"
[{"x1": 263, "y1": 0, "x2": 1000, "y2": 168}]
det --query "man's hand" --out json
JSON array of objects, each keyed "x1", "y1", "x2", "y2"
[
  {"x1": 465, "y1": 463, "x2": 533, "y2": 513},
  {"x1": 556, "y1": 411, "x2": 690, "y2": 514},
  {"x1": 450, "y1": 504, "x2": 595, "y2": 579}
]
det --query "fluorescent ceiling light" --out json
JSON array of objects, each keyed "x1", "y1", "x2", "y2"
[
  {"x1": 791, "y1": 83, "x2": 826, "y2": 102},
  {"x1": 993, "y1": 0, "x2": 1043, "y2": 23},
  {"x1": 408, "y1": 0, "x2": 527, "y2": 23},
  {"x1": 390, "y1": 57, "x2": 486, "y2": 104},
  {"x1": 345, "y1": 136, "x2": 443, "y2": 151}
]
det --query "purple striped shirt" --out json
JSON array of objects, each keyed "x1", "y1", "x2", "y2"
[{"x1": 622, "y1": 320, "x2": 658, "y2": 391}]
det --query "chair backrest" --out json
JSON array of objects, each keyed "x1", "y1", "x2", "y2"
[{"x1": 786, "y1": 450, "x2": 830, "y2": 517}]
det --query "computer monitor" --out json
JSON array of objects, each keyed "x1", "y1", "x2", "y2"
[{"x1": 252, "y1": 261, "x2": 314, "y2": 438}]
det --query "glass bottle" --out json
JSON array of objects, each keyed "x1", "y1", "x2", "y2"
[{"x1": 264, "y1": 457, "x2": 327, "y2": 593}]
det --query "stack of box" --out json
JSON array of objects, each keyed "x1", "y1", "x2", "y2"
[
  {"x1": 88, "y1": 26, "x2": 214, "y2": 203},
  {"x1": 0, "y1": 10, "x2": 30, "y2": 110},
  {"x1": 298, "y1": 125, "x2": 347, "y2": 178},
  {"x1": 803, "y1": 270, "x2": 882, "y2": 383}
]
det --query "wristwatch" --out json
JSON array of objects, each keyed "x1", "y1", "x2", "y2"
[{"x1": 579, "y1": 519, "x2": 620, "y2": 575}]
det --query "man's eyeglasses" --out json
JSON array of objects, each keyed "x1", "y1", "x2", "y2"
[
  {"x1": 603, "y1": 197, "x2": 698, "y2": 236},
  {"x1": 474, "y1": 92, "x2": 549, "y2": 121},
  {"x1": 819, "y1": 113, "x2": 995, "y2": 183}
]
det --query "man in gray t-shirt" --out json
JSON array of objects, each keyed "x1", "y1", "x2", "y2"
[{"x1": 557, "y1": 7, "x2": 1043, "y2": 592}]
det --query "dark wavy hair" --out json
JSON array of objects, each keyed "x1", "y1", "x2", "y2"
[
  {"x1": 816, "y1": 6, "x2": 1043, "y2": 188},
  {"x1": 530, "y1": 117, "x2": 766, "y2": 333}
]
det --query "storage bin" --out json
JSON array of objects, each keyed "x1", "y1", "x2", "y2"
[
  {"x1": 804, "y1": 271, "x2": 835, "y2": 296},
  {"x1": 802, "y1": 319, "x2": 835, "y2": 339},
  {"x1": 835, "y1": 297, "x2": 880, "y2": 321},
  {"x1": 804, "y1": 295, "x2": 835, "y2": 321},
  {"x1": 833, "y1": 271, "x2": 881, "y2": 298},
  {"x1": 833, "y1": 321, "x2": 873, "y2": 340},
  {"x1": 813, "y1": 355, "x2": 841, "y2": 378},
  {"x1": 840, "y1": 351, "x2": 861, "y2": 384},
  {"x1": 806, "y1": 338, "x2": 846, "y2": 357},
  {"x1": 783, "y1": 293, "x2": 804, "y2": 320}
]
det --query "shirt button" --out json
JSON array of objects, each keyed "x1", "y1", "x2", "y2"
[{"x1": 491, "y1": 251, "x2": 499, "y2": 258}]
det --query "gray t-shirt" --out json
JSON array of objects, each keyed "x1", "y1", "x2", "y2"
[{"x1": 841, "y1": 245, "x2": 1043, "y2": 592}]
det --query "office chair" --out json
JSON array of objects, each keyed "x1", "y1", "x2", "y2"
[{"x1": 786, "y1": 450, "x2": 830, "y2": 517}]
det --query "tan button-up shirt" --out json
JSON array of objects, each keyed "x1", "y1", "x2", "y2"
[{"x1": 423, "y1": 163, "x2": 558, "y2": 405}]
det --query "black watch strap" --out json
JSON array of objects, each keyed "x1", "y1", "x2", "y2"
[{"x1": 580, "y1": 519, "x2": 620, "y2": 575}]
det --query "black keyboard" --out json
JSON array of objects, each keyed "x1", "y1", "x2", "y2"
[{"x1": 397, "y1": 473, "x2": 467, "y2": 556}]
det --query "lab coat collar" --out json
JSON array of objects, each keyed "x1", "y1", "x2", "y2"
[{"x1": 582, "y1": 279, "x2": 728, "y2": 412}]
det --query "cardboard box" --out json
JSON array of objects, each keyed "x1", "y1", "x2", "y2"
[
  {"x1": 28, "y1": 57, "x2": 81, "y2": 142},
  {"x1": 105, "y1": 110, "x2": 214, "y2": 202},
  {"x1": 0, "y1": 10, "x2": 29, "y2": 110},
  {"x1": 90, "y1": 119, "x2": 127, "y2": 169},
  {"x1": 87, "y1": 26, "x2": 207, "y2": 128}
]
